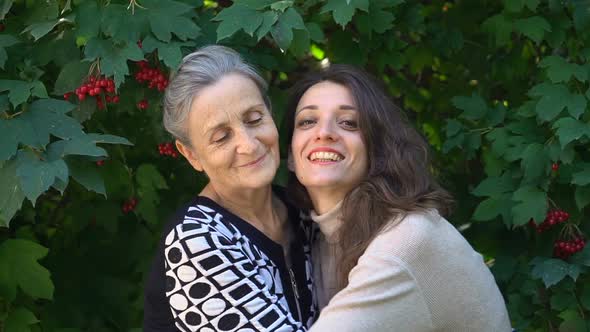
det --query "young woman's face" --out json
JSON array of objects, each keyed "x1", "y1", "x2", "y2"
[
  {"x1": 291, "y1": 81, "x2": 368, "y2": 198},
  {"x1": 177, "y1": 73, "x2": 279, "y2": 191}
]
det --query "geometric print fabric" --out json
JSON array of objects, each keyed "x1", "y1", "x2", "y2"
[{"x1": 164, "y1": 203, "x2": 308, "y2": 332}]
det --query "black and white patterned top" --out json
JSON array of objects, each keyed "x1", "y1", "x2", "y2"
[{"x1": 144, "y1": 190, "x2": 317, "y2": 332}]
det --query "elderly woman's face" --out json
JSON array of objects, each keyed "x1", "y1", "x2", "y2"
[{"x1": 179, "y1": 73, "x2": 279, "y2": 191}]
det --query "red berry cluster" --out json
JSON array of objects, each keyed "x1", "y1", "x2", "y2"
[
  {"x1": 65, "y1": 76, "x2": 119, "y2": 110},
  {"x1": 528, "y1": 209, "x2": 570, "y2": 233},
  {"x1": 134, "y1": 61, "x2": 169, "y2": 92},
  {"x1": 96, "y1": 160, "x2": 105, "y2": 166},
  {"x1": 158, "y1": 142, "x2": 178, "y2": 158},
  {"x1": 137, "y1": 99, "x2": 149, "y2": 110},
  {"x1": 553, "y1": 236, "x2": 586, "y2": 259},
  {"x1": 122, "y1": 197, "x2": 138, "y2": 214}
]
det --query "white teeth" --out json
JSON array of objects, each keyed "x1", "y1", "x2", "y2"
[{"x1": 309, "y1": 151, "x2": 343, "y2": 161}]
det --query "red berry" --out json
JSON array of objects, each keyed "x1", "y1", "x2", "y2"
[
  {"x1": 552, "y1": 163, "x2": 559, "y2": 171},
  {"x1": 96, "y1": 160, "x2": 105, "y2": 166},
  {"x1": 78, "y1": 93, "x2": 86, "y2": 101},
  {"x1": 64, "y1": 92, "x2": 71, "y2": 100}
]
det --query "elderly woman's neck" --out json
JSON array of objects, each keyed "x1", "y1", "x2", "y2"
[{"x1": 201, "y1": 184, "x2": 276, "y2": 221}]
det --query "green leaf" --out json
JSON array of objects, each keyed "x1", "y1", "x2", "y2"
[
  {"x1": 100, "y1": 4, "x2": 148, "y2": 43},
  {"x1": 321, "y1": 0, "x2": 369, "y2": 28},
  {"x1": 306, "y1": 22, "x2": 324, "y2": 42},
  {"x1": 570, "y1": 245, "x2": 590, "y2": 267},
  {"x1": 558, "y1": 309, "x2": 587, "y2": 332},
  {"x1": 270, "y1": 0, "x2": 294, "y2": 12},
  {"x1": 539, "y1": 56, "x2": 587, "y2": 83},
  {"x1": 0, "y1": 80, "x2": 48, "y2": 108},
  {"x1": 572, "y1": 168, "x2": 590, "y2": 186},
  {"x1": 75, "y1": 2, "x2": 101, "y2": 40},
  {"x1": 530, "y1": 257, "x2": 582, "y2": 288},
  {"x1": 482, "y1": 14, "x2": 512, "y2": 46},
  {"x1": 256, "y1": 11, "x2": 279, "y2": 41},
  {"x1": 22, "y1": 18, "x2": 65, "y2": 41},
  {"x1": 0, "y1": 0, "x2": 13, "y2": 20},
  {"x1": 271, "y1": 7, "x2": 307, "y2": 51},
  {"x1": 66, "y1": 158, "x2": 106, "y2": 196},
  {"x1": 452, "y1": 94, "x2": 488, "y2": 120},
  {"x1": 528, "y1": 83, "x2": 587, "y2": 122},
  {"x1": 581, "y1": 287, "x2": 590, "y2": 310},
  {"x1": 550, "y1": 291, "x2": 577, "y2": 311},
  {"x1": 504, "y1": 0, "x2": 539, "y2": 12},
  {"x1": 16, "y1": 151, "x2": 69, "y2": 205},
  {"x1": 0, "y1": 239, "x2": 53, "y2": 300},
  {"x1": 511, "y1": 186, "x2": 547, "y2": 226},
  {"x1": 135, "y1": 164, "x2": 168, "y2": 225},
  {"x1": 84, "y1": 38, "x2": 144, "y2": 87},
  {"x1": 472, "y1": 173, "x2": 515, "y2": 197},
  {"x1": 575, "y1": 186, "x2": 590, "y2": 210},
  {"x1": 215, "y1": 4, "x2": 263, "y2": 41},
  {"x1": 17, "y1": 99, "x2": 83, "y2": 148},
  {"x1": 141, "y1": 36, "x2": 195, "y2": 70},
  {"x1": 0, "y1": 159, "x2": 25, "y2": 227},
  {"x1": 552, "y1": 117, "x2": 590, "y2": 148},
  {"x1": 0, "y1": 35, "x2": 20, "y2": 69},
  {"x1": 239, "y1": 0, "x2": 275, "y2": 10},
  {"x1": 290, "y1": 29, "x2": 310, "y2": 57},
  {"x1": 514, "y1": 16, "x2": 551, "y2": 44},
  {"x1": 521, "y1": 143, "x2": 549, "y2": 182},
  {"x1": 473, "y1": 194, "x2": 511, "y2": 221},
  {"x1": 4, "y1": 307, "x2": 39, "y2": 332},
  {"x1": 486, "y1": 127, "x2": 510, "y2": 157},
  {"x1": 142, "y1": 0, "x2": 200, "y2": 42},
  {"x1": 53, "y1": 61, "x2": 92, "y2": 95}
]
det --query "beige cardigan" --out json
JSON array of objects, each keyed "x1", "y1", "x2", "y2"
[{"x1": 309, "y1": 204, "x2": 511, "y2": 332}]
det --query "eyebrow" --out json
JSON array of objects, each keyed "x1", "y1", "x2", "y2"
[
  {"x1": 204, "y1": 103, "x2": 266, "y2": 135},
  {"x1": 295, "y1": 104, "x2": 357, "y2": 115}
]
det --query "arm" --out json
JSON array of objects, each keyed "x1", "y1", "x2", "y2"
[
  {"x1": 164, "y1": 223, "x2": 307, "y2": 332},
  {"x1": 309, "y1": 252, "x2": 434, "y2": 332}
]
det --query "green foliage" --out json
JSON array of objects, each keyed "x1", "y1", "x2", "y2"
[{"x1": 0, "y1": 0, "x2": 589, "y2": 330}]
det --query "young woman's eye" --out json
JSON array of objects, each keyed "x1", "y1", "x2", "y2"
[
  {"x1": 340, "y1": 119, "x2": 358, "y2": 129},
  {"x1": 296, "y1": 119, "x2": 316, "y2": 128}
]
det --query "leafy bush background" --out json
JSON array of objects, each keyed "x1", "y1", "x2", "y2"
[{"x1": 1, "y1": 0, "x2": 590, "y2": 331}]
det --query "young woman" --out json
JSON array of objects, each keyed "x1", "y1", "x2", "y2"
[
  {"x1": 286, "y1": 64, "x2": 511, "y2": 331},
  {"x1": 143, "y1": 46, "x2": 316, "y2": 332}
]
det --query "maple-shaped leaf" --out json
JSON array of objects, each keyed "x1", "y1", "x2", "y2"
[
  {"x1": 84, "y1": 38, "x2": 144, "y2": 87},
  {"x1": 539, "y1": 55, "x2": 587, "y2": 83},
  {"x1": 321, "y1": 0, "x2": 369, "y2": 28},
  {"x1": 0, "y1": 239, "x2": 54, "y2": 300}
]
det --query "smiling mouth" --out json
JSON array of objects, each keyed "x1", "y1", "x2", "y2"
[
  {"x1": 308, "y1": 151, "x2": 344, "y2": 162},
  {"x1": 240, "y1": 152, "x2": 267, "y2": 167}
]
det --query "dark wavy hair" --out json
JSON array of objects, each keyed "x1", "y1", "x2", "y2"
[{"x1": 286, "y1": 64, "x2": 454, "y2": 289}]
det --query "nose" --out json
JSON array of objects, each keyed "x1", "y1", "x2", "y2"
[
  {"x1": 235, "y1": 127, "x2": 258, "y2": 154},
  {"x1": 315, "y1": 119, "x2": 338, "y2": 141}
]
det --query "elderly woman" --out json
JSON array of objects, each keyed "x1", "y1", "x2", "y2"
[
  {"x1": 143, "y1": 46, "x2": 315, "y2": 332},
  {"x1": 287, "y1": 65, "x2": 511, "y2": 331}
]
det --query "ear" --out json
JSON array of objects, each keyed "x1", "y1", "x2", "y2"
[
  {"x1": 176, "y1": 140, "x2": 204, "y2": 172},
  {"x1": 287, "y1": 148, "x2": 295, "y2": 172}
]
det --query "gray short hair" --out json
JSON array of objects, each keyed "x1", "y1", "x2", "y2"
[{"x1": 163, "y1": 45, "x2": 270, "y2": 145}]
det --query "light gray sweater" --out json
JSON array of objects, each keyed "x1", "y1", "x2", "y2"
[{"x1": 309, "y1": 203, "x2": 512, "y2": 332}]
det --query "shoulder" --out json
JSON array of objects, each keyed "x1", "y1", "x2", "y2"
[{"x1": 368, "y1": 210, "x2": 442, "y2": 250}]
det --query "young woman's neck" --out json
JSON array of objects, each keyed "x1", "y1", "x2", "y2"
[{"x1": 308, "y1": 188, "x2": 347, "y2": 215}]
